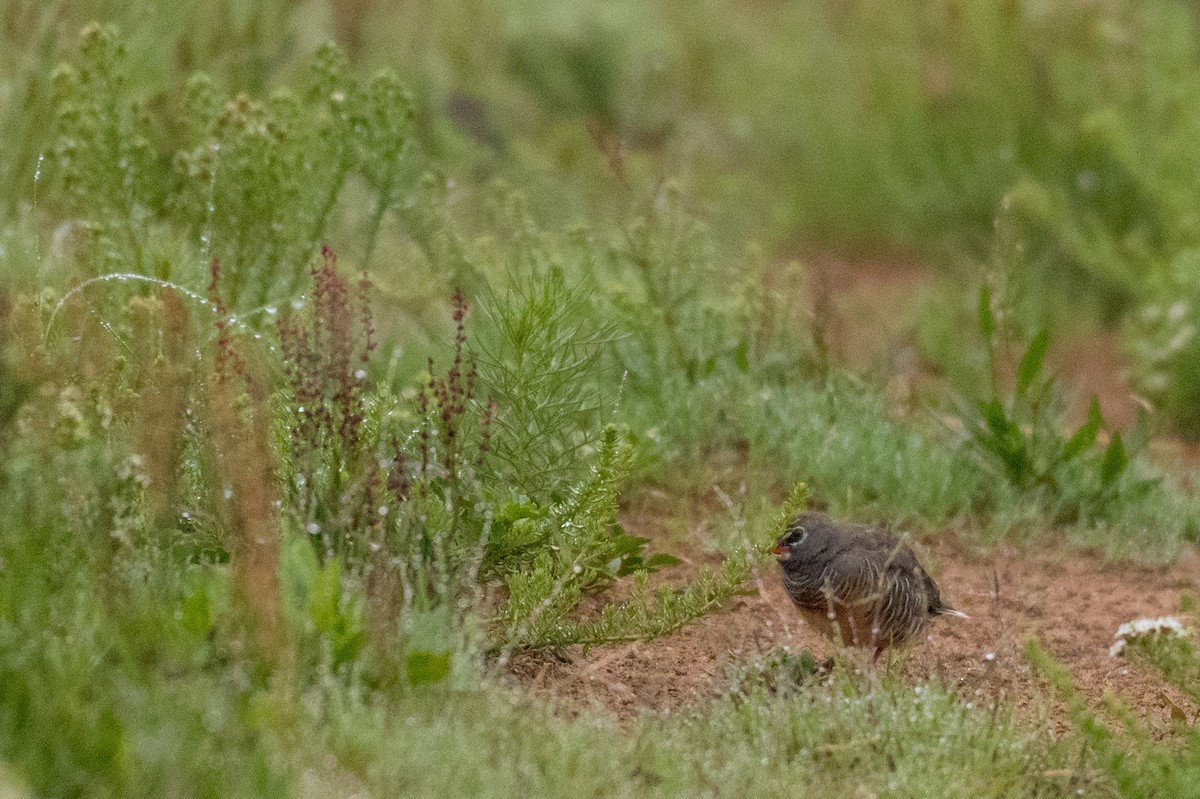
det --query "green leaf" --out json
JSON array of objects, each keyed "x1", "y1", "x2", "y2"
[
  {"x1": 407, "y1": 650, "x2": 453, "y2": 686},
  {"x1": 646, "y1": 553, "x2": 683, "y2": 569},
  {"x1": 734, "y1": 340, "x2": 750, "y2": 373},
  {"x1": 1100, "y1": 433, "x2": 1128, "y2": 484},
  {"x1": 978, "y1": 285, "x2": 995, "y2": 342},
  {"x1": 180, "y1": 587, "x2": 213, "y2": 637},
  {"x1": 1016, "y1": 328, "x2": 1050, "y2": 397},
  {"x1": 980, "y1": 399, "x2": 1013, "y2": 438},
  {"x1": 1127, "y1": 404, "x2": 1154, "y2": 456},
  {"x1": 1062, "y1": 397, "x2": 1104, "y2": 462},
  {"x1": 610, "y1": 532, "x2": 649, "y2": 557},
  {"x1": 797, "y1": 649, "x2": 817, "y2": 677},
  {"x1": 307, "y1": 557, "x2": 344, "y2": 636}
]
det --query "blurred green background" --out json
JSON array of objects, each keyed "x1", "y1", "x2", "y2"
[{"x1": 9, "y1": 0, "x2": 1200, "y2": 422}]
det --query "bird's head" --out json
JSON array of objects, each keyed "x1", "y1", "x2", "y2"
[{"x1": 773, "y1": 511, "x2": 829, "y2": 562}]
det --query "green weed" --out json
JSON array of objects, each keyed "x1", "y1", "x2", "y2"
[
  {"x1": 967, "y1": 282, "x2": 1148, "y2": 522},
  {"x1": 47, "y1": 28, "x2": 418, "y2": 308},
  {"x1": 1030, "y1": 638, "x2": 1200, "y2": 798}
]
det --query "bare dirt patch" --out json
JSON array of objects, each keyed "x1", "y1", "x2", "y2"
[
  {"x1": 801, "y1": 250, "x2": 1143, "y2": 430},
  {"x1": 802, "y1": 249, "x2": 933, "y2": 375},
  {"x1": 1051, "y1": 329, "x2": 1141, "y2": 431},
  {"x1": 511, "y1": 538, "x2": 1199, "y2": 728}
]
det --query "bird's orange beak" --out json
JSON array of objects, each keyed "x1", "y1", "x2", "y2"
[{"x1": 772, "y1": 544, "x2": 790, "y2": 559}]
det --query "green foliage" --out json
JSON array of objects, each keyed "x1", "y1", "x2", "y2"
[
  {"x1": 406, "y1": 649, "x2": 453, "y2": 687},
  {"x1": 503, "y1": 549, "x2": 745, "y2": 652},
  {"x1": 1127, "y1": 264, "x2": 1200, "y2": 440},
  {"x1": 0, "y1": 299, "x2": 30, "y2": 444},
  {"x1": 506, "y1": 21, "x2": 624, "y2": 125},
  {"x1": 283, "y1": 538, "x2": 366, "y2": 672},
  {"x1": 173, "y1": 43, "x2": 415, "y2": 305},
  {"x1": 473, "y1": 264, "x2": 612, "y2": 502},
  {"x1": 8, "y1": 5, "x2": 1200, "y2": 795},
  {"x1": 746, "y1": 374, "x2": 982, "y2": 525},
  {"x1": 276, "y1": 248, "x2": 382, "y2": 566},
  {"x1": 50, "y1": 23, "x2": 163, "y2": 275},
  {"x1": 368, "y1": 0, "x2": 1200, "y2": 443},
  {"x1": 1000, "y1": 5, "x2": 1200, "y2": 308},
  {"x1": 302, "y1": 672, "x2": 1079, "y2": 799},
  {"x1": 965, "y1": 283, "x2": 1157, "y2": 525},
  {"x1": 606, "y1": 184, "x2": 770, "y2": 399},
  {"x1": 599, "y1": 186, "x2": 817, "y2": 478},
  {"x1": 499, "y1": 424, "x2": 696, "y2": 650},
  {"x1": 0, "y1": 449, "x2": 286, "y2": 797},
  {"x1": 725, "y1": 648, "x2": 822, "y2": 698},
  {"x1": 1029, "y1": 638, "x2": 1200, "y2": 798},
  {"x1": 269, "y1": 243, "x2": 700, "y2": 655},
  {"x1": 49, "y1": 27, "x2": 418, "y2": 308},
  {"x1": 0, "y1": 4, "x2": 63, "y2": 222}
]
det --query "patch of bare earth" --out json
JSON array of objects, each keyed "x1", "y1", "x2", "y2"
[
  {"x1": 801, "y1": 249, "x2": 933, "y2": 374},
  {"x1": 802, "y1": 249, "x2": 1144, "y2": 430},
  {"x1": 510, "y1": 537, "x2": 1200, "y2": 731}
]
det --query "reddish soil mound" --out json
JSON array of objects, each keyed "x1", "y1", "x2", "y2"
[{"x1": 511, "y1": 540, "x2": 1200, "y2": 730}]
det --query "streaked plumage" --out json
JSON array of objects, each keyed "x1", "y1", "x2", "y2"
[{"x1": 774, "y1": 511, "x2": 966, "y2": 658}]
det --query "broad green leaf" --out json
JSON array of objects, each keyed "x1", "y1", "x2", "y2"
[
  {"x1": 1016, "y1": 328, "x2": 1050, "y2": 397},
  {"x1": 180, "y1": 587, "x2": 213, "y2": 637},
  {"x1": 734, "y1": 340, "x2": 750, "y2": 373},
  {"x1": 1062, "y1": 397, "x2": 1103, "y2": 462},
  {"x1": 333, "y1": 623, "x2": 364, "y2": 668},
  {"x1": 407, "y1": 650, "x2": 452, "y2": 686},
  {"x1": 646, "y1": 553, "x2": 683, "y2": 569},
  {"x1": 978, "y1": 284, "x2": 995, "y2": 342},
  {"x1": 1100, "y1": 433, "x2": 1128, "y2": 484},
  {"x1": 981, "y1": 399, "x2": 1012, "y2": 437},
  {"x1": 307, "y1": 557, "x2": 344, "y2": 636}
]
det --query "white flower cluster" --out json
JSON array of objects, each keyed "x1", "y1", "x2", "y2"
[{"x1": 1109, "y1": 616, "x2": 1189, "y2": 657}]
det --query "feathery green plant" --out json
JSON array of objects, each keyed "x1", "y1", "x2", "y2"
[
  {"x1": 498, "y1": 423, "x2": 686, "y2": 650},
  {"x1": 473, "y1": 264, "x2": 613, "y2": 503},
  {"x1": 49, "y1": 27, "x2": 417, "y2": 308}
]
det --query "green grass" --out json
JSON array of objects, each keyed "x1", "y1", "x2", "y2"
[{"x1": 300, "y1": 671, "x2": 1083, "y2": 799}]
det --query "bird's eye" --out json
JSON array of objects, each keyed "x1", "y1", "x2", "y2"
[{"x1": 786, "y1": 527, "x2": 809, "y2": 546}]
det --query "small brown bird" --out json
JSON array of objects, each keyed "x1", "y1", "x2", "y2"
[{"x1": 774, "y1": 511, "x2": 966, "y2": 659}]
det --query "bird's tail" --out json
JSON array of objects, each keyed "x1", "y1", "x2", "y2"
[{"x1": 939, "y1": 607, "x2": 970, "y2": 620}]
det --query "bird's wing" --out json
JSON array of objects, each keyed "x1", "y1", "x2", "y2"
[
  {"x1": 823, "y1": 550, "x2": 887, "y2": 608},
  {"x1": 864, "y1": 535, "x2": 952, "y2": 616}
]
